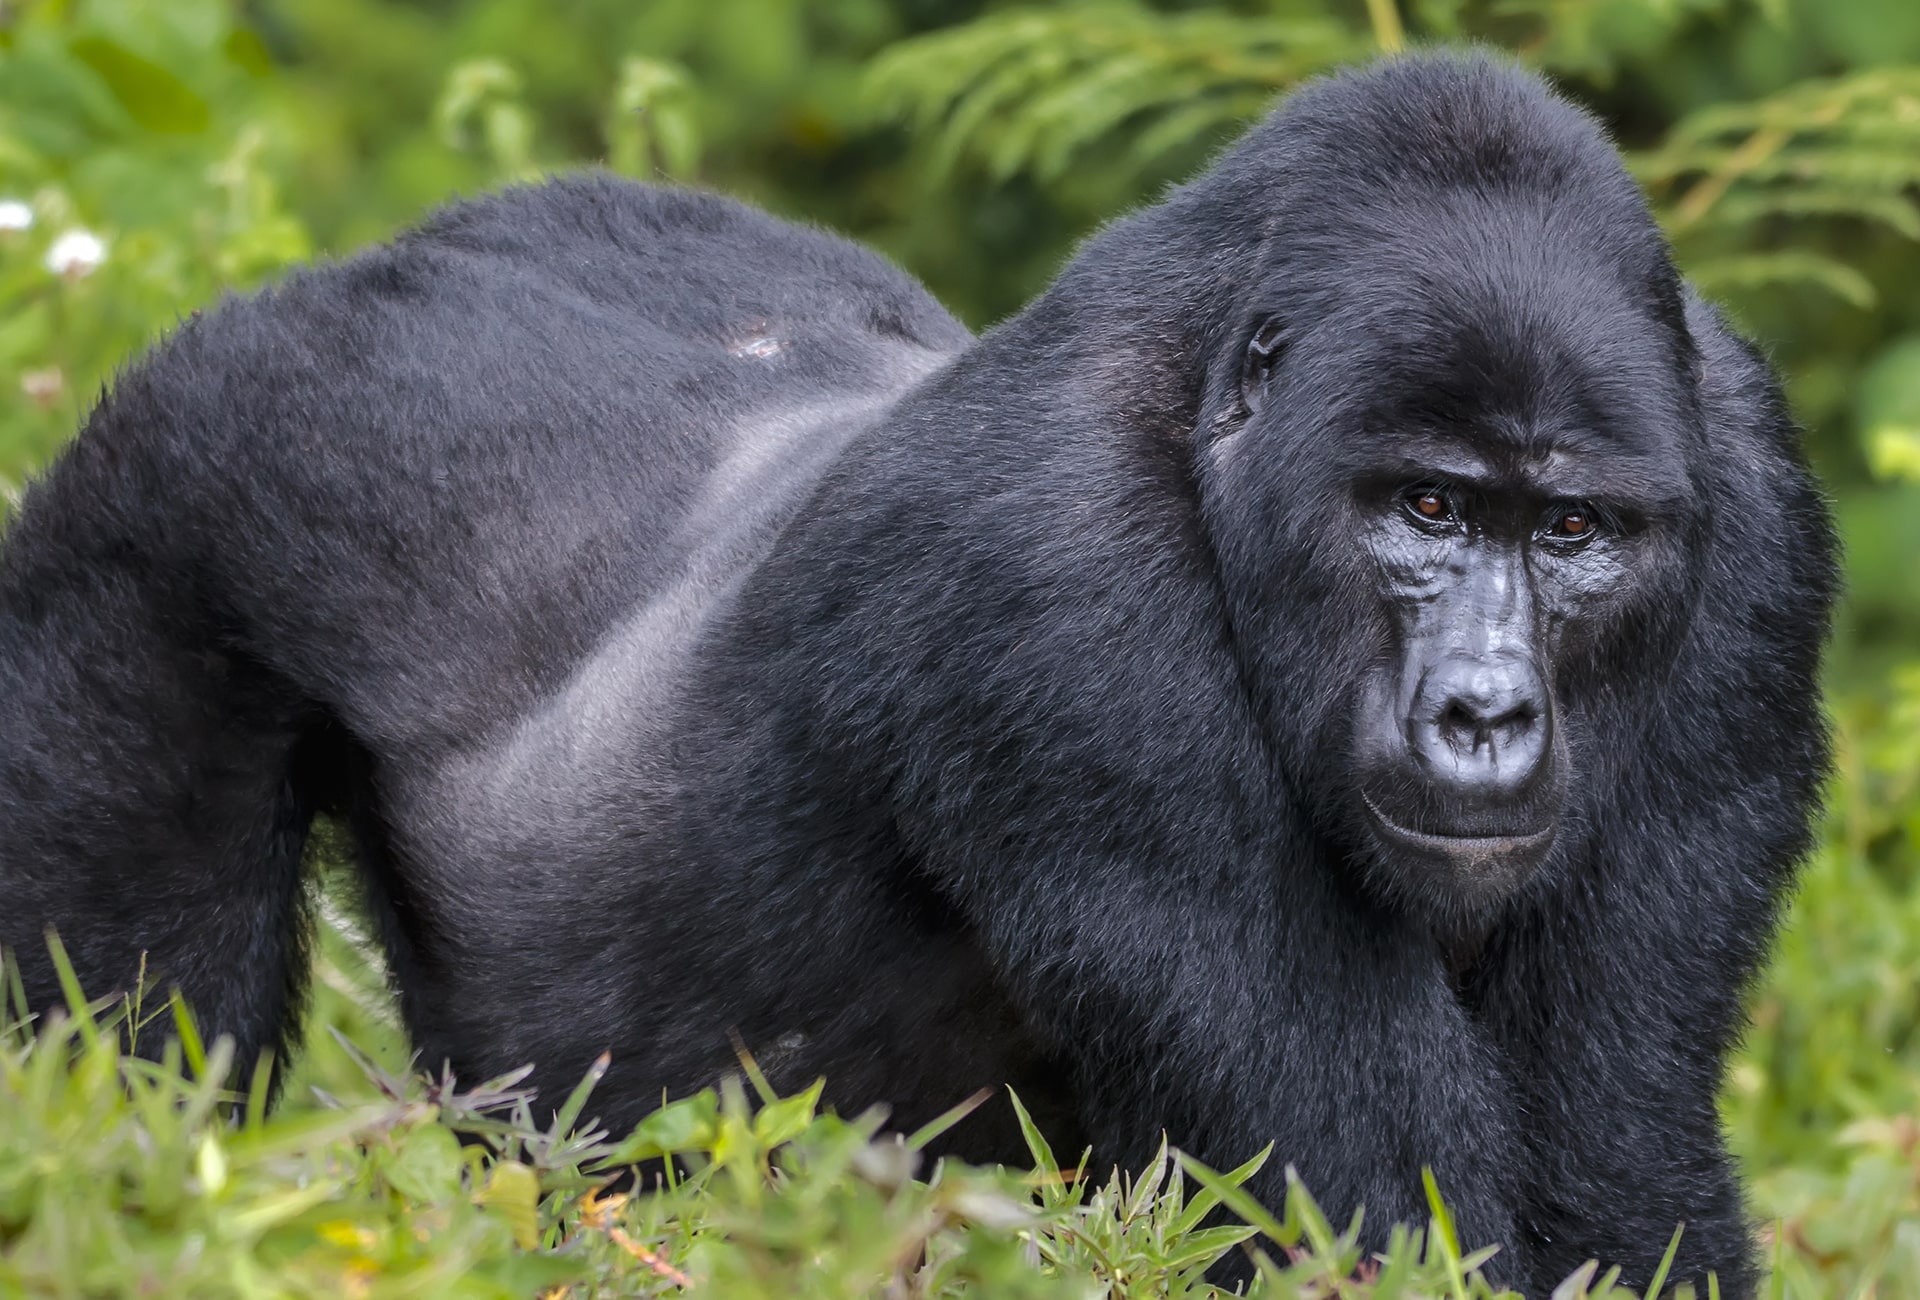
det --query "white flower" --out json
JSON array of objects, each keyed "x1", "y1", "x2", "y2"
[
  {"x1": 45, "y1": 228, "x2": 106, "y2": 278},
  {"x1": 0, "y1": 199, "x2": 32, "y2": 233},
  {"x1": 20, "y1": 368, "x2": 63, "y2": 408}
]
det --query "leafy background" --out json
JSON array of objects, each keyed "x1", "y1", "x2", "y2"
[{"x1": 3, "y1": 0, "x2": 1920, "y2": 1293}]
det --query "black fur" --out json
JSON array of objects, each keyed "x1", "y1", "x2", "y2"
[{"x1": 0, "y1": 53, "x2": 1834, "y2": 1295}]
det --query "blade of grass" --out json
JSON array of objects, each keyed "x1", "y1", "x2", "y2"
[
  {"x1": 551, "y1": 1050, "x2": 610, "y2": 1136},
  {"x1": 1007, "y1": 1087, "x2": 1060, "y2": 1181},
  {"x1": 1176, "y1": 1151, "x2": 1291, "y2": 1246},
  {"x1": 44, "y1": 930, "x2": 103, "y2": 1049},
  {"x1": 1423, "y1": 1167, "x2": 1470, "y2": 1300},
  {"x1": 904, "y1": 1086, "x2": 993, "y2": 1151},
  {"x1": 1645, "y1": 1223, "x2": 1685, "y2": 1298}
]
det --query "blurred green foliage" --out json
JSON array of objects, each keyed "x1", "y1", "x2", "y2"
[{"x1": 3, "y1": 0, "x2": 1920, "y2": 1293}]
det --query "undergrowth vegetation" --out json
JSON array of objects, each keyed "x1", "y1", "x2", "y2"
[{"x1": 0, "y1": 946, "x2": 1718, "y2": 1299}]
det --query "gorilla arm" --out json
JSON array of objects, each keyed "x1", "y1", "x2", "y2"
[{"x1": 1471, "y1": 301, "x2": 1837, "y2": 1299}]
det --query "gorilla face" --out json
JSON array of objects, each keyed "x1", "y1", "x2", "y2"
[
  {"x1": 1345, "y1": 438, "x2": 1645, "y2": 914},
  {"x1": 1208, "y1": 211, "x2": 1703, "y2": 927}
]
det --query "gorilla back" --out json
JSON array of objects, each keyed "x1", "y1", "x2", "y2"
[{"x1": 0, "y1": 54, "x2": 1833, "y2": 1297}]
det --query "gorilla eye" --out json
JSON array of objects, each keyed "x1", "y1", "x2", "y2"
[
  {"x1": 1240, "y1": 319, "x2": 1287, "y2": 414},
  {"x1": 1402, "y1": 487, "x2": 1456, "y2": 526},
  {"x1": 1544, "y1": 505, "x2": 1599, "y2": 544}
]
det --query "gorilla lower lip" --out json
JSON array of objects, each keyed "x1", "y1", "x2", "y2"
[{"x1": 1361, "y1": 792, "x2": 1554, "y2": 859}]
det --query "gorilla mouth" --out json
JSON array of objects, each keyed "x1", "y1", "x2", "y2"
[{"x1": 1360, "y1": 791, "x2": 1556, "y2": 862}]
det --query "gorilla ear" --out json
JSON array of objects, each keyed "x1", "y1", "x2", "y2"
[{"x1": 1241, "y1": 319, "x2": 1287, "y2": 414}]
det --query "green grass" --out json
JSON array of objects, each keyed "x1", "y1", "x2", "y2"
[{"x1": 0, "y1": 951, "x2": 1703, "y2": 1300}]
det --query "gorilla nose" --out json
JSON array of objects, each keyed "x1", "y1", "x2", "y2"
[{"x1": 1410, "y1": 659, "x2": 1551, "y2": 800}]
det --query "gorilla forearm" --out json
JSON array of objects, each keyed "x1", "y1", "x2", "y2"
[
  {"x1": 1484, "y1": 903, "x2": 1761, "y2": 1292},
  {"x1": 960, "y1": 855, "x2": 1530, "y2": 1262}
]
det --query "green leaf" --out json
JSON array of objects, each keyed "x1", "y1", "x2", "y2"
[
  {"x1": 384, "y1": 1122, "x2": 465, "y2": 1204},
  {"x1": 221, "y1": 26, "x2": 274, "y2": 78},
  {"x1": 1866, "y1": 425, "x2": 1920, "y2": 483},
  {"x1": 607, "y1": 56, "x2": 702, "y2": 180},
  {"x1": 43, "y1": 930, "x2": 102, "y2": 1051},
  {"x1": 550, "y1": 1051, "x2": 608, "y2": 1138},
  {"x1": 1006, "y1": 1087, "x2": 1059, "y2": 1181},
  {"x1": 194, "y1": 1132, "x2": 228, "y2": 1195},
  {"x1": 1684, "y1": 251, "x2": 1877, "y2": 310},
  {"x1": 67, "y1": 37, "x2": 210, "y2": 134},
  {"x1": 168, "y1": 991, "x2": 208, "y2": 1078},
  {"x1": 1423, "y1": 1166, "x2": 1469, "y2": 1300},
  {"x1": 477, "y1": 1159, "x2": 542, "y2": 1249},
  {"x1": 1157, "y1": 1222, "x2": 1258, "y2": 1272},
  {"x1": 1170, "y1": 1142, "x2": 1272, "y2": 1235},
  {"x1": 227, "y1": 1179, "x2": 347, "y2": 1235},
  {"x1": 903, "y1": 1086, "x2": 991, "y2": 1151},
  {"x1": 1175, "y1": 1151, "x2": 1293, "y2": 1247},
  {"x1": 597, "y1": 1089, "x2": 720, "y2": 1164},
  {"x1": 1645, "y1": 1222, "x2": 1685, "y2": 1298},
  {"x1": 752, "y1": 1077, "x2": 824, "y2": 1147}
]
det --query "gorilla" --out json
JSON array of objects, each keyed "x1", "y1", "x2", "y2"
[{"x1": 0, "y1": 52, "x2": 1833, "y2": 1295}]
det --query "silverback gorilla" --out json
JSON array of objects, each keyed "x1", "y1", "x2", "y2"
[{"x1": 0, "y1": 53, "x2": 1833, "y2": 1294}]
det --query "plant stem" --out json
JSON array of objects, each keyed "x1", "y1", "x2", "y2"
[{"x1": 1364, "y1": 0, "x2": 1406, "y2": 52}]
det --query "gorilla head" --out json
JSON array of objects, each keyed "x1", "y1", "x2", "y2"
[{"x1": 1183, "y1": 58, "x2": 1710, "y2": 927}]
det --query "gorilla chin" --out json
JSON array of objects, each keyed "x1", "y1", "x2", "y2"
[
  {"x1": 1353, "y1": 698, "x2": 1571, "y2": 913},
  {"x1": 1359, "y1": 786, "x2": 1559, "y2": 914}
]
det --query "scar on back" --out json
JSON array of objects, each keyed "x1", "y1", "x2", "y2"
[{"x1": 728, "y1": 319, "x2": 790, "y2": 359}]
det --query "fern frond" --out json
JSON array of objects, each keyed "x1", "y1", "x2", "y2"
[
  {"x1": 865, "y1": 6, "x2": 1362, "y2": 186},
  {"x1": 1684, "y1": 250, "x2": 1879, "y2": 310},
  {"x1": 1629, "y1": 68, "x2": 1920, "y2": 309},
  {"x1": 868, "y1": 9, "x2": 1918, "y2": 319},
  {"x1": 1638, "y1": 67, "x2": 1920, "y2": 236},
  {"x1": 1699, "y1": 190, "x2": 1920, "y2": 242}
]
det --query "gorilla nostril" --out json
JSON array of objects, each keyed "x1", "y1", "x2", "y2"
[
  {"x1": 1432, "y1": 695, "x2": 1540, "y2": 756},
  {"x1": 1437, "y1": 701, "x2": 1481, "y2": 748},
  {"x1": 1488, "y1": 702, "x2": 1536, "y2": 743}
]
